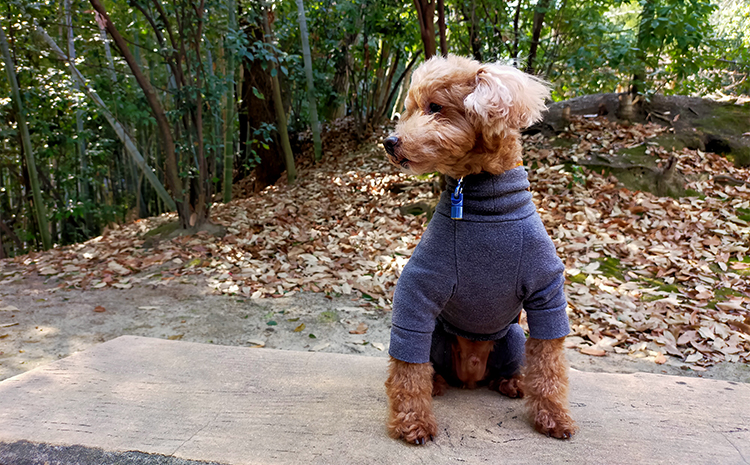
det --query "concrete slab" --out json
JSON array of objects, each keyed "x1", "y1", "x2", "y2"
[{"x1": 0, "y1": 336, "x2": 748, "y2": 465}]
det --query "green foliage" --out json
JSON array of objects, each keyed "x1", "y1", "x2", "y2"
[{"x1": 0, "y1": 0, "x2": 747, "y2": 257}]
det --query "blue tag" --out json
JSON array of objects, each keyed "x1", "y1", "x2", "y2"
[{"x1": 451, "y1": 178, "x2": 464, "y2": 220}]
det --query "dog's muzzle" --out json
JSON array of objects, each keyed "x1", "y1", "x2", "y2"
[{"x1": 383, "y1": 135, "x2": 408, "y2": 166}]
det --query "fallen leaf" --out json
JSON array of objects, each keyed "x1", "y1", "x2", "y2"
[
  {"x1": 93, "y1": 306, "x2": 106, "y2": 313},
  {"x1": 311, "y1": 342, "x2": 330, "y2": 351},
  {"x1": 168, "y1": 334, "x2": 184, "y2": 340},
  {"x1": 580, "y1": 346, "x2": 606, "y2": 356},
  {"x1": 349, "y1": 322, "x2": 368, "y2": 334},
  {"x1": 294, "y1": 323, "x2": 306, "y2": 332},
  {"x1": 107, "y1": 261, "x2": 130, "y2": 276}
]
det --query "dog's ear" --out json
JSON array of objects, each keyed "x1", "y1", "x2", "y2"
[{"x1": 464, "y1": 64, "x2": 550, "y2": 136}]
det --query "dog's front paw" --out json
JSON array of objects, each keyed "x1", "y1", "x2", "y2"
[
  {"x1": 389, "y1": 410, "x2": 438, "y2": 445},
  {"x1": 533, "y1": 408, "x2": 577, "y2": 439},
  {"x1": 489, "y1": 375, "x2": 524, "y2": 398}
]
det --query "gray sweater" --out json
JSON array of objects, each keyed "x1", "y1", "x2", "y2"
[{"x1": 389, "y1": 167, "x2": 570, "y2": 364}]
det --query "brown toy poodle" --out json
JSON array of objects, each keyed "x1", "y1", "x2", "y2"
[{"x1": 382, "y1": 54, "x2": 576, "y2": 445}]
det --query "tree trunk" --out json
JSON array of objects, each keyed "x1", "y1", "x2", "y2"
[
  {"x1": 295, "y1": 0, "x2": 323, "y2": 162},
  {"x1": 413, "y1": 0, "x2": 437, "y2": 60},
  {"x1": 526, "y1": 0, "x2": 551, "y2": 74},
  {"x1": 369, "y1": 41, "x2": 392, "y2": 120},
  {"x1": 437, "y1": 0, "x2": 447, "y2": 57},
  {"x1": 0, "y1": 22, "x2": 52, "y2": 250},
  {"x1": 223, "y1": 0, "x2": 237, "y2": 203},
  {"x1": 262, "y1": 7, "x2": 296, "y2": 184},
  {"x1": 239, "y1": 26, "x2": 283, "y2": 192},
  {"x1": 631, "y1": 0, "x2": 655, "y2": 95},
  {"x1": 325, "y1": 32, "x2": 358, "y2": 121},
  {"x1": 464, "y1": 0, "x2": 482, "y2": 61},
  {"x1": 65, "y1": 0, "x2": 93, "y2": 233},
  {"x1": 88, "y1": 0, "x2": 188, "y2": 226},
  {"x1": 373, "y1": 50, "x2": 402, "y2": 124},
  {"x1": 35, "y1": 23, "x2": 177, "y2": 212},
  {"x1": 391, "y1": 64, "x2": 414, "y2": 119},
  {"x1": 93, "y1": 11, "x2": 117, "y2": 82},
  {"x1": 512, "y1": 0, "x2": 523, "y2": 60}
]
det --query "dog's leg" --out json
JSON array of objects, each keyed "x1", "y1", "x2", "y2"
[
  {"x1": 489, "y1": 373, "x2": 524, "y2": 398},
  {"x1": 385, "y1": 356, "x2": 438, "y2": 444},
  {"x1": 523, "y1": 337, "x2": 577, "y2": 439}
]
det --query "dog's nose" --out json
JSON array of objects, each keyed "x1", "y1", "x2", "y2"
[{"x1": 383, "y1": 135, "x2": 399, "y2": 156}]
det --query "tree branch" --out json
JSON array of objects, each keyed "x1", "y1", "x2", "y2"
[{"x1": 88, "y1": 0, "x2": 184, "y2": 216}]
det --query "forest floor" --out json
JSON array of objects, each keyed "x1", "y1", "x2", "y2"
[{"x1": 2, "y1": 116, "x2": 750, "y2": 383}]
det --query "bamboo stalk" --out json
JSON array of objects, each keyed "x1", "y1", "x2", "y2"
[
  {"x1": 0, "y1": 22, "x2": 52, "y2": 250},
  {"x1": 223, "y1": 0, "x2": 237, "y2": 203},
  {"x1": 262, "y1": 6, "x2": 296, "y2": 183},
  {"x1": 295, "y1": 0, "x2": 322, "y2": 161}
]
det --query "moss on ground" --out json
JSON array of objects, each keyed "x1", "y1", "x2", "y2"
[
  {"x1": 144, "y1": 220, "x2": 181, "y2": 238},
  {"x1": 694, "y1": 103, "x2": 750, "y2": 167},
  {"x1": 598, "y1": 257, "x2": 624, "y2": 280},
  {"x1": 707, "y1": 286, "x2": 747, "y2": 309},
  {"x1": 319, "y1": 310, "x2": 338, "y2": 324},
  {"x1": 694, "y1": 104, "x2": 750, "y2": 137}
]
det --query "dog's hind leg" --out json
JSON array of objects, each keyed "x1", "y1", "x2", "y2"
[
  {"x1": 432, "y1": 372, "x2": 450, "y2": 396},
  {"x1": 489, "y1": 373, "x2": 524, "y2": 398}
]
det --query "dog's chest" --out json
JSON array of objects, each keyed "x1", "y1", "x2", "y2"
[{"x1": 426, "y1": 214, "x2": 526, "y2": 336}]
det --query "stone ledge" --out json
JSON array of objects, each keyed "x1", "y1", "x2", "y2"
[{"x1": 1, "y1": 336, "x2": 748, "y2": 464}]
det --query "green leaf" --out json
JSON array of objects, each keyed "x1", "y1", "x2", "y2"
[
  {"x1": 266, "y1": 320, "x2": 277, "y2": 326},
  {"x1": 252, "y1": 87, "x2": 265, "y2": 100}
]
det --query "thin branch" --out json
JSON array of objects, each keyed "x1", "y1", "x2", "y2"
[{"x1": 130, "y1": 2, "x2": 166, "y2": 48}]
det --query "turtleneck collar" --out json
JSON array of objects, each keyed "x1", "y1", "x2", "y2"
[{"x1": 435, "y1": 167, "x2": 536, "y2": 222}]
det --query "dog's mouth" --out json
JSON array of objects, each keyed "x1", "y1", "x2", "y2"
[{"x1": 388, "y1": 152, "x2": 411, "y2": 169}]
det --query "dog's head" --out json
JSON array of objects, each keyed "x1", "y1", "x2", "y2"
[
  {"x1": 383, "y1": 55, "x2": 549, "y2": 178},
  {"x1": 451, "y1": 336, "x2": 494, "y2": 389}
]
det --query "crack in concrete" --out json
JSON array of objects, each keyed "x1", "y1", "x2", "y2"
[
  {"x1": 170, "y1": 412, "x2": 221, "y2": 458},
  {"x1": 712, "y1": 423, "x2": 749, "y2": 464}
]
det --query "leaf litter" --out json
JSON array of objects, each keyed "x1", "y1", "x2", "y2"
[{"x1": 0, "y1": 116, "x2": 748, "y2": 369}]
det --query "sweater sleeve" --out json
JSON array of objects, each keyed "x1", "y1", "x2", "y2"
[
  {"x1": 389, "y1": 214, "x2": 456, "y2": 364},
  {"x1": 517, "y1": 216, "x2": 570, "y2": 340}
]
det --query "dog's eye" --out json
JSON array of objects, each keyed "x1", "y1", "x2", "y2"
[{"x1": 428, "y1": 103, "x2": 443, "y2": 114}]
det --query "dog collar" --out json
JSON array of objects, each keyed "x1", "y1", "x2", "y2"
[{"x1": 451, "y1": 177, "x2": 464, "y2": 220}]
